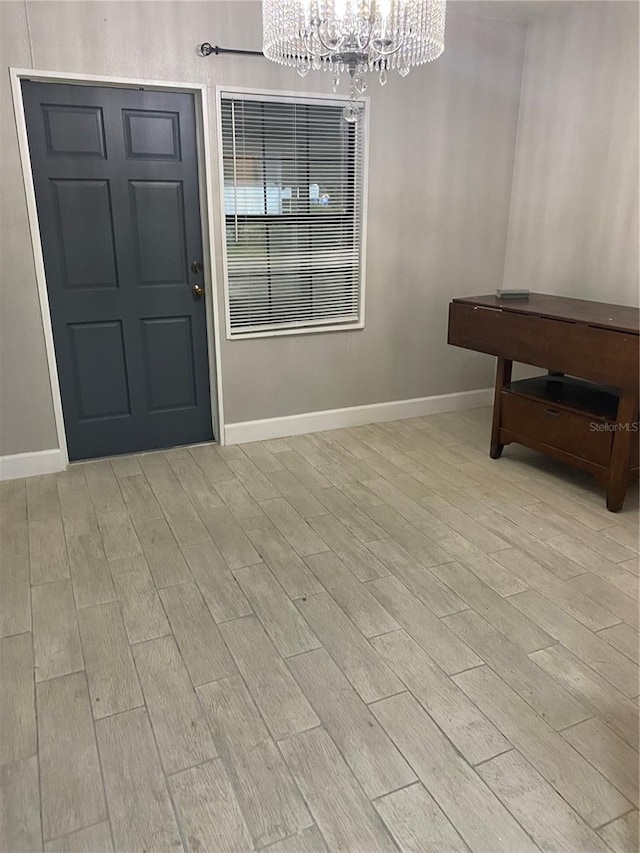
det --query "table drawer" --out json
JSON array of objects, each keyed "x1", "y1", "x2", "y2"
[{"x1": 501, "y1": 391, "x2": 613, "y2": 466}]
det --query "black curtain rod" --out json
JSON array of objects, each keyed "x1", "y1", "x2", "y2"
[{"x1": 200, "y1": 43, "x2": 264, "y2": 57}]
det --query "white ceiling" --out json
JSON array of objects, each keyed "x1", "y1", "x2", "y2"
[
  {"x1": 448, "y1": 0, "x2": 579, "y2": 24},
  {"x1": 210, "y1": 0, "x2": 609, "y2": 26}
]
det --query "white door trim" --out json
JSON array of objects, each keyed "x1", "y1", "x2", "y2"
[{"x1": 9, "y1": 67, "x2": 226, "y2": 473}]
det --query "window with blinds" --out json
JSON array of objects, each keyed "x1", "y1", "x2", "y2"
[{"x1": 219, "y1": 91, "x2": 367, "y2": 337}]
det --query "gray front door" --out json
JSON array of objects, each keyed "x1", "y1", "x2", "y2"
[{"x1": 22, "y1": 81, "x2": 214, "y2": 461}]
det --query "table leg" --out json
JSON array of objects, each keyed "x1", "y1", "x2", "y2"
[
  {"x1": 606, "y1": 389, "x2": 639, "y2": 512},
  {"x1": 490, "y1": 357, "x2": 512, "y2": 459}
]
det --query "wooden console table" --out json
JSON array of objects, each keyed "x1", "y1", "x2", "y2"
[{"x1": 448, "y1": 293, "x2": 639, "y2": 511}]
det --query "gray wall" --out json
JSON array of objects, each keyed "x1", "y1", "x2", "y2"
[
  {"x1": 4, "y1": 1, "x2": 635, "y2": 457},
  {"x1": 503, "y1": 1, "x2": 639, "y2": 306},
  {"x1": 0, "y1": 0, "x2": 525, "y2": 454},
  {"x1": 0, "y1": 2, "x2": 59, "y2": 456}
]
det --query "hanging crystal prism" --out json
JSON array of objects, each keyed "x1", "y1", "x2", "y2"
[{"x1": 342, "y1": 101, "x2": 361, "y2": 123}]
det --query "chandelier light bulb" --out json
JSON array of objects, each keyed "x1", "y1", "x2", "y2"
[{"x1": 263, "y1": 0, "x2": 447, "y2": 120}]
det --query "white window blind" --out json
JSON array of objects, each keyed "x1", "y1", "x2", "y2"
[{"x1": 219, "y1": 91, "x2": 366, "y2": 337}]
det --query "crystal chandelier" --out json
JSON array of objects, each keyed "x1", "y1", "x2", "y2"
[{"x1": 262, "y1": 1, "x2": 446, "y2": 121}]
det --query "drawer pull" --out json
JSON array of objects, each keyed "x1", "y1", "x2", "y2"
[{"x1": 545, "y1": 408, "x2": 561, "y2": 417}]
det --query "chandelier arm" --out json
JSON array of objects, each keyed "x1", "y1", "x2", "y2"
[
  {"x1": 312, "y1": 24, "x2": 349, "y2": 55},
  {"x1": 371, "y1": 4, "x2": 410, "y2": 58},
  {"x1": 354, "y1": 19, "x2": 375, "y2": 51},
  {"x1": 371, "y1": 34, "x2": 407, "y2": 59},
  {"x1": 306, "y1": 19, "x2": 403, "y2": 60},
  {"x1": 302, "y1": 31, "x2": 334, "y2": 59},
  {"x1": 309, "y1": 33, "x2": 338, "y2": 55}
]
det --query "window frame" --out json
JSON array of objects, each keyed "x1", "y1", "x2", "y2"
[{"x1": 215, "y1": 85, "x2": 369, "y2": 340}]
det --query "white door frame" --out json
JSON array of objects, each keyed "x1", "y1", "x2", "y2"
[{"x1": 9, "y1": 67, "x2": 226, "y2": 468}]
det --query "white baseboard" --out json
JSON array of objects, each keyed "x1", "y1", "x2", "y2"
[
  {"x1": 225, "y1": 387, "x2": 493, "y2": 445},
  {"x1": 0, "y1": 388, "x2": 493, "y2": 474},
  {"x1": 0, "y1": 448, "x2": 66, "y2": 481}
]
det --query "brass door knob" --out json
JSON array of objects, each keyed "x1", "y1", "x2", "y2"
[{"x1": 192, "y1": 283, "x2": 204, "y2": 299}]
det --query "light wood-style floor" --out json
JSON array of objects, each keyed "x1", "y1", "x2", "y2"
[{"x1": 1, "y1": 406, "x2": 639, "y2": 853}]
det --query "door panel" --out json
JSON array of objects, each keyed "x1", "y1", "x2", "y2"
[
  {"x1": 123, "y1": 109, "x2": 181, "y2": 160},
  {"x1": 140, "y1": 317, "x2": 197, "y2": 412},
  {"x1": 69, "y1": 321, "x2": 131, "y2": 421},
  {"x1": 130, "y1": 181, "x2": 188, "y2": 285},
  {"x1": 43, "y1": 104, "x2": 107, "y2": 158},
  {"x1": 22, "y1": 81, "x2": 214, "y2": 460},
  {"x1": 52, "y1": 179, "x2": 119, "y2": 289}
]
